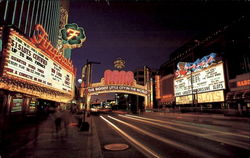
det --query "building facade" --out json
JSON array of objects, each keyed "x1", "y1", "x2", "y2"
[
  {"x1": 158, "y1": 16, "x2": 250, "y2": 115},
  {"x1": 132, "y1": 66, "x2": 157, "y2": 111},
  {"x1": 0, "y1": 0, "x2": 62, "y2": 47},
  {"x1": 0, "y1": 0, "x2": 75, "y2": 130}
]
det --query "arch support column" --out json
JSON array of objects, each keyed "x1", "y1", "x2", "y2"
[{"x1": 86, "y1": 95, "x2": 91, "y2": 111}]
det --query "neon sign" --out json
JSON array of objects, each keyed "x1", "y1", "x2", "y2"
[
  {"x1": 104, "y1": 70, "x2": 134, "y2": 86},
  {"x1": 155, "y1": 75, "x2": 161, "y2": 99},
  {"x1": 60, "y1": 23, "x2": 86, "y2": 49},
  {"x1": 87, "y1": 85, "x2": 148, "y2": 95},
  {"x1": 175, "y1": 53, "x2": 217, "y2": 78},
  {"x1": 66, "y1": 28, "x2": 80, "y2": 40},
  {"x1": 237, "y1": 80, "x2": 250, "y2": 87},
  {"x1": 30, "y1": 24, "x2": 75, "y2": 74}
]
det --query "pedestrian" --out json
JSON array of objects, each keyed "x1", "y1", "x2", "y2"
[{"x1": 50, "y1": 107, "x2": 63, "y2": 135}]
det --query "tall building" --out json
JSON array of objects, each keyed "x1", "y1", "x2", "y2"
[
  {"x1": 132, "y1": 66, "x2": 158, "y2": 110},
  {"x1": 0, "y1": 0, "x2": 62, "y2": 47},
  {"x1": 0, "y1": 0, "x2": 75, "y2": 129}
]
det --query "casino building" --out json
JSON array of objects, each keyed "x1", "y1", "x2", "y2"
[
  {"x1": 0, "y1": 0, "x2": 75, "y2": 128},
  {"x1": 157, "y1": 16, "x2": 250, "y2": 115}
]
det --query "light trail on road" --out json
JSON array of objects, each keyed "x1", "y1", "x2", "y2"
[
  {"x1": 107, "y1": 115, "x2": 214, "y2": 158},
  {"x1": 100, "y1": 115, "x2": 161, "y2": 158},
  {"x1": 124, "y1": 114, "x2": 250, "y2": 139},
  {"x1": 119, "y1": 114, "x2": 250, "y2": 150}
]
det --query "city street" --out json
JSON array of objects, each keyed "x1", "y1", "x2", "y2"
[
  {"x1": 95, "y1": 112, "x2": 250, "y2": 158},
  {"x1": 0, "y1": 1, "x2": 250, "y2": 158},
  {"x1": 0, "y1": 111, "x2": 249, "y2": 158}
]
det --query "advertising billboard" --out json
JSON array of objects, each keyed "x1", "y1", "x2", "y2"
[
  {"x1": 2, "y1": 29, "x2": 74, "y2": 94},
  {"x1": 176, "y1": 90, "x2": 224, "y2": 104},
  {"x1": 174, "y1": 62, "x2": 225, "y2": 97}
]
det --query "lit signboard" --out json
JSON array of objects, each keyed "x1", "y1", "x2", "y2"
[
  {"x1": 3, "y1": 29, "x2": 74, "y2": 93},
  {"x1": 11, "y1": 98, "x2": 23, "y2": 112},
  {"x1": 176, "y1": 90, "x2": 224, "y2": 104},
  {"x1": 155, "y1": 75, "x2": 161, "y2": 99},
  {"x1": 174, "y1": 63, "x2": 225, "y2": 97},
  {"x1": 198, "y1": 90, "x2": 224, "y2": 103},
  {"x1": 176, "y1": 95, "x2": 193, "y2": 105},
  {"x1": 87, "y1": 85, "x2": 148, "y2": 95},
  {"x1": 104, "y1": 70, "x2": 134, "y2": 86},
  {"x1": 237, "y1": 79, "x2": 250, "y2": 87},
  {"x1": 61, "y1": 23, "x2": 86, "y2": 49},
  {"x1": 175, "y1": 53, "x2": 217, "y2": 78}
]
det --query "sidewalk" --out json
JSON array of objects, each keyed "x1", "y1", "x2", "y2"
[{"x1": 1, "y1": 111, "x2": 103, "y2": 158}]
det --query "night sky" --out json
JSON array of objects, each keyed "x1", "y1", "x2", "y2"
[{"x1": 68, "y1": 0, "x2": 249, "y2": 83}]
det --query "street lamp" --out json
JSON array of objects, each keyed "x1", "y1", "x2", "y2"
[
  {"x1": 78, "y1": 65, "x2": 88, "y2": 131},
  {"x1": 77, "y1": 78, "x2": 83, "y2": 110}
]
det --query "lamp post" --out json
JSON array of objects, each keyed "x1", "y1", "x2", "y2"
[
  {"x1": 85, "y1": 60, "x2": 101, "y2": 110},
  {"x1": 79, "y1": 60, "x2": 100, "y2": 131},
  {"x1": 77, "y1": 78, "x2": 83, "y2": 110}
]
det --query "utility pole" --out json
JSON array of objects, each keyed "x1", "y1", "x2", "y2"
[{"x1": 79, "y1": 60, "x2": 100, "y2": 131}]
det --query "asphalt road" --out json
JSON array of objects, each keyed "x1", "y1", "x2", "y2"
[{"x1": 94, "y1": 113, "x2": 250, "y2": 158}]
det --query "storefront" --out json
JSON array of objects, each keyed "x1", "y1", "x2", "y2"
[
  {"x1": 226, "y1": 73, "x2": 250, "y2": 115},
  {"x1": 155, "y1": 74, "x2": 176, "y2": 109},
  {"x1": 0, "y1": 25, "x2": 76, "y2": 129}
]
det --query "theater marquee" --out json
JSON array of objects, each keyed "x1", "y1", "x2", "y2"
[
  {"x1": 3, "y1": 29, "x2": 73, "y2": 93},
  {"x1": 0, "y1": 26, "x2": 76, "y2": 102},
  {"x1": 174, "y1": 62, "x2": 225, "y2": 97}
]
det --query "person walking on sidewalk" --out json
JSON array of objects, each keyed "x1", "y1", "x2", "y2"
[{"x1": 50, "y1": 107, "x2": 63, "y2": 136}]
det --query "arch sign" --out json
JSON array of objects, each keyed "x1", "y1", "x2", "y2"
[{"x1": 83, "y1": 70, "x2": 153, "y2": 110}]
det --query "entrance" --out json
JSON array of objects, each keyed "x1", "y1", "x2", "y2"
[{"x1": 80, "y1": 69, "x2": 153, "y2": 111}]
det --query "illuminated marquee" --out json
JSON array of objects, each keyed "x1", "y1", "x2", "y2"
[
  {"x1": 176, "y1": 90, "x2": 224, "y2": 105},
  {"x1": 30, "y1": 24, "x2": 75, "y2": 74},
  {"x1": 155, "y1": 75, "x2": 161, "y2": 99},
  {"x1": 83, "y1": 68, "x2": 152, "y2": 110},
  {"x1": 2, "y1": 27, "x2": 74, "y2": 94},
  {"x1": 87, "y1": 85, "x2": 148, "y2": 95},
  {"x1": 104, "y1": 70, "x2": 134, "y2": 86},
  {"x1": 174, "y1": 62, "x2": 225, "y2": 97}
]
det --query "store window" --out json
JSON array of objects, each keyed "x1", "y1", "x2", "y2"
[
  {"x1": 11, "y1": 94, "x2": 23, "y2": 113},
  {"x1": 29, "y1": 98, "x2": 37, "y2": 112}
]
